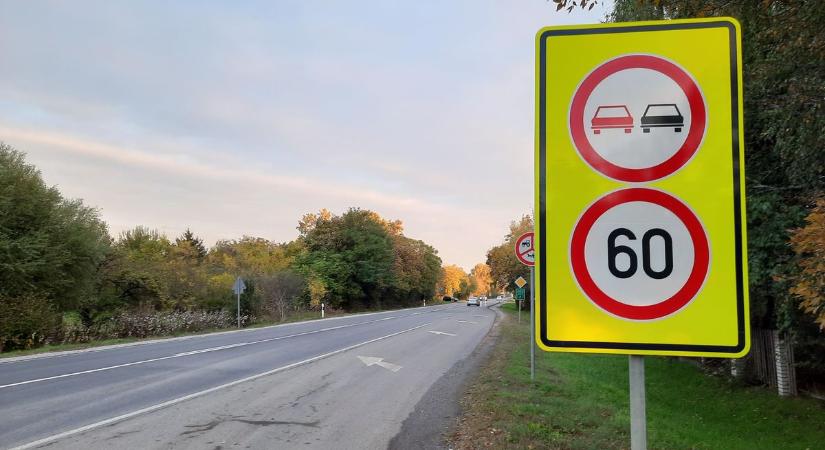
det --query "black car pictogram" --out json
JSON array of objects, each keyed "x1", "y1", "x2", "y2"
[{"x1": 641, "y1": 104, "x2": 684, "y2": 133}]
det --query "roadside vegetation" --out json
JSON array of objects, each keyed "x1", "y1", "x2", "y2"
[
  {"x1": 451, "y1": 303, "x2": 825, "y2": 449},
  {"x1": 0, "y1": 143, "x2": 450, "y2": 353}
]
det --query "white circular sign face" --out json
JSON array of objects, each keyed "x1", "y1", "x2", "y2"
[
  {"x1": 568, "y1": 54, "x2": 707, "y2": 183},
  {"x1": 515, "y1": 232, "x2": 535, "y2": 266},
  {"x1": 570, "y1": 188, "x2": 710, "y2": 321},
  {"x1": 583, "y1": 68, "x2": 693, "y2": 169},
  {"x1": 583, "y1": 201, "x2": 693, "y2": 306}
]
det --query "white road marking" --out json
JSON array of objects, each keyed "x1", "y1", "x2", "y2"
[
  {"x1": 9, "y1": 322, "x2": 432, "y2": 450},
  {"x1": 472, "y1": 315, "x2": 485, "y2": 318},
  {"x1": 0, "y1": 304, "x2": 454, "y2": 365},
  {"x1": 457, "y1": 320, "x2": 478, "y2": 324},
  {"x1": 428, "y1": 331, "x2": 457, "y2": 337},
  {"x1": 0, "y1": 313, "x2": 415, "y2": 390},
  {"x1": 357, "y1": 356, "x2": 402, "y2": 372}
]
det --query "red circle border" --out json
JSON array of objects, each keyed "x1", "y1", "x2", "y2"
[
  {"x1": 569, "y1": 55, "x2": 707, "y2": 182},
  {"x1": 515, "y1": 232, "x2": 535, "y2": 267},
  {"x1": 570, "y1": 188, "x2": 709, "y2": 320}
]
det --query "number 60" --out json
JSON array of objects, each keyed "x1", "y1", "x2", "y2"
[{"x1": 607, "y1": 228, "x2": 673, "y2": 279}]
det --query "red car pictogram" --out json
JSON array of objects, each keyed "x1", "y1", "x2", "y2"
[{"x1": 591, "y1": 105, "x2": 633, "y2": 134}]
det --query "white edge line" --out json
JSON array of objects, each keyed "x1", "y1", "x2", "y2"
[
  {"x1": 9, "y1": 322, "x2": 432, "y2": 450},
  {"x1": 0, "y1": 312, "x2": 432, "y2": 389},
  {"x1": 0, "y1": 304, "x2": 454, "y2": 365}
]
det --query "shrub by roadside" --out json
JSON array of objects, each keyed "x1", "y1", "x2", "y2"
[{"x1": 0, "y1": 308, "x2": 250, "y2": 352}]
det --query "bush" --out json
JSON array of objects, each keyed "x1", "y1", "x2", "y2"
[
  {"x1": 0, "y1": 293, "x2": 63, "y2": 351},
  {"x1": 60, "y1": 310, "x2": 249, "y2": 343}
]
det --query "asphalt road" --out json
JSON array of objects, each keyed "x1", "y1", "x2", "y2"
[{"x1": 0, "y1": 300, "x2": 500, "y2": 449}]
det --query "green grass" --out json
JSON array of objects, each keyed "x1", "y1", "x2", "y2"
[{"x1": 453, "y1": 304, "x2": 825, "y2": 450}]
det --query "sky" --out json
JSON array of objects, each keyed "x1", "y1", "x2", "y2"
[{"x1": 0, "y1": 0, "x2": 611, "y2": 271}]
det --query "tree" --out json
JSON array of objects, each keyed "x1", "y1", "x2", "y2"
[
  {"x1": 604, "y1": 0, "x2": 825, "y2": 387},
  {"x1": 296, "y1": 208, "x2": 333, "y2": 237},
  {"x1": 176, "y1": 228, "x2": 207, "y2": 259},
  {"x1": 790, "y1": 197, "x2": 825, "y2": 330},
  {"x1": 0, "y1": 143, "x2": 110, "y2": 310},
  {"x1": 100, "y1": 226, "x2": 173, "y2": 311},
  {"x1": 257, "y1": 270, "x2": 305, "y2": 321},
  {"x1": 550, "y1": 0, "x2": 602, "y2": 13},
  {"x1": 207, "y1": 236, "x2": 292, "y2": 277},
  {"x1": 390, "y1": 235, "x2": 441, "y2": 304},
  {"x1": 486, "y1": 215, "x2": 533, "y2": 294},
  {"x1": 439, "y1": 265, "x2": 468, "y2": 298},
  {"x1": 470, "y1": 263, "x2": 493, "y2": 296},
  {"x1": 295, "y1": 208, "x2": 395, "y2": 309}
]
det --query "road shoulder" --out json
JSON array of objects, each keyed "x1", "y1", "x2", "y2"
[{"x1": 388, "y1": 304, "x2": 504, "y2": 450}]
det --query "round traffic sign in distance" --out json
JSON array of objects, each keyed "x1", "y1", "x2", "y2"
[
  {"x1": 515, "y1": 232, "x2": 535, "y2": 266},
  {"x1": 570, "y1": 188, "x2": 709, "y2": 321},
  {"x1": 569, "y1": 54, "x2": 707, "y2": 183}
]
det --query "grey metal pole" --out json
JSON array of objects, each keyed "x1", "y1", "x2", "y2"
[
  {"x1": 629, "y1": 355, "x2": 647, "y2": 450},
  {"x1": 530, "y1": 267, "x2": 535, "y2": 381},
  {"x1": 518, "y1": 298, "x2": 521, "y2": 324},
  {"x1": 237, "y1": 291, "x2": 241, "y2": 329}
]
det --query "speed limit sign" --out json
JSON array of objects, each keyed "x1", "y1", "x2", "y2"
[{"x1": 535, "y1": 18, "x2": 750, "y2": 357}]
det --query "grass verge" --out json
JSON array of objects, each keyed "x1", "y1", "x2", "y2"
[{"x1": 451, "y1": 302, "x2": 825, "y2": 449}]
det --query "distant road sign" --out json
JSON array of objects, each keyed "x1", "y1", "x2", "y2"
[
  {"x1": 535, "y1": 18, "x2": 749, "y2": 358},
  {"x1": 515, "y1": 288, "x2": 526, "y2": 300},
  {"x1": 515, "y1": 276, "x2": 527, "y2": 289},
  {"x1": 232, "y1": 277, "x2": 246, "y2": 296},
  {"x1": 514, "y1": 232, "x2": 535, "y2": 266}
]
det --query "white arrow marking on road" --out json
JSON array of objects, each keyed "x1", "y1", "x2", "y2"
[
  {"x1": 428, "y1": 330, "x2": 457, "y2": 336},
  {"x1": 457, "y1": 320, "x2": 478, "y2": 324},
  {"x1": 357, "y1": 356, "x2": 402, "y2": 372}
]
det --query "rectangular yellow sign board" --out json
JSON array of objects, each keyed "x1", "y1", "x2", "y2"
[{"x1": 534, "y1": 18, "x2": 749, "y2": 357}]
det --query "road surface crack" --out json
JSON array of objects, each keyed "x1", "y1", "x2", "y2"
[{"x1": 180, "y1": 415, "x2": 320, "y2": 437}]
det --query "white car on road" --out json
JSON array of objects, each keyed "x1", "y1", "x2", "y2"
[{"x1": 467, "y1": 297, "x2": 480, "y2": 307}]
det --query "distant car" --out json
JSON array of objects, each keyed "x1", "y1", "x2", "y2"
[
  {"x1": 591, "y1": 105, "x2": 633, "y2": 134},
  {"x1": 442, "y1": 296, "x2": 452, "y2": 302},
  {"x1": 641, "y1": 104, "x2": 684, "y2": 133},
  {"x1": 497, "y1": 295, "x2": 503, "y2": 299},
  {"x1": 467, "y1": 297, "x2": 480, "y2": 307}
]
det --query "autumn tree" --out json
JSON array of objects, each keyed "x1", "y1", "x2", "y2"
[
  {"x1": 439, "y1": 265, "x2": 469, "y2": 298},
  {"x1": 470, "y1": 263, "x2": 493, "y2": 296},
  {"x1": 486, "y1": 215, "x2": 533, "y2": 294},
  {"x1": 790, "y1": 197, "x2": 825, "y2": 330}
]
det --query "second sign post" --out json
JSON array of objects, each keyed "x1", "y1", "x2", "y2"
[{"x1": 514, "y1": 232, "x2": 535, "y2": 380}]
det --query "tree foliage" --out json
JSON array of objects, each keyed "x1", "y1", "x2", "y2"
[
  {"x1": 470, "y1": 263, "x2": 493, "y2": 296},
  {"x1": 438, "y1": 264, "x2": 469, "y2": 298},
  {"x1": 295, "y1": 208, "x2": 441, "y2": 310},
  {"x1": 789, "y1": 197, "x2": 825, "y2": 330},
  {"x1": 605, "y1": 0, "x2": 825, "y2": 382},
  {"x1": 0, "y1": 143, "x2": 110, "y2": 309},
  {"x1": 486, "y1": 215, "x2": 533, "y2": 295}
]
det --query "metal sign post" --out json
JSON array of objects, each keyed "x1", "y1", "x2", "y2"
[
  {"x1": 629, "y1": 355, "x2": 647, "y2": 450},
  {"x1": 514, "y1": 235, "x2": 536, "y2": 380},
  {"x1": 530, "y1": 266, "x2": 536, "y2": 380},
  {"x1": 232, "y1": 277, "x2": 246, "y2": 328}
]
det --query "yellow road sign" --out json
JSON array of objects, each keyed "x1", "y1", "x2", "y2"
[
  {"x1": 515, "y1": 276, "x2": 527, "y2": 289},
  {"x1": 534, "y1": 18, "x2": 749, "y2": 357}
]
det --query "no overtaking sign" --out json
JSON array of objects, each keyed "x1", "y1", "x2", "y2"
[{"x1": 534, "y1": 18, "x2": 750, "y2": 358}]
